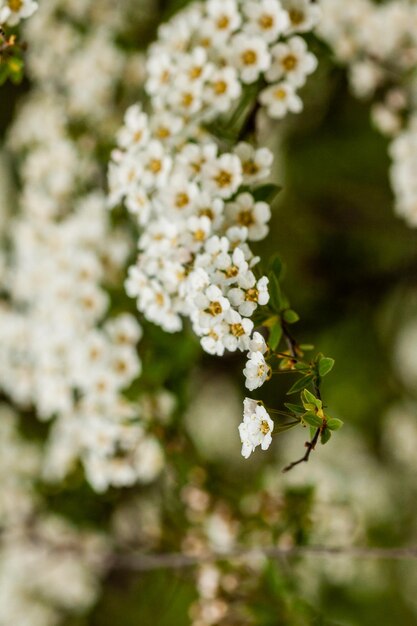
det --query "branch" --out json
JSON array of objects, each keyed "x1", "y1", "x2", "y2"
[{"x1": 107, "y1": 544, "x2": 417, "y2": 572}]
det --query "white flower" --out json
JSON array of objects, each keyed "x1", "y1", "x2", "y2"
[
  {"x1": 243, "y1": 351, "x2": 271, "y2": 390},
  {"x1": 225, "y1": 192, "x2": 271, "y2": 241},
  {"x1": 243, "y1": 0, "x2": 290, "y2": 43},
  {"x1": 266, "y1": 36, "x2": 318, "y2": 88},
  {"x1": 282, "y1": 0, "x2": 321, "y2": 34},
  {"x1": 259, "y1": 81, "x2": 303, "y2": 118},
  {"x1": 202, "y1": 153, "x2": 243, "y2": 199},
  {"x1": 230, "y1": 33, "x2": 271, "y2": 84},
  {"x1": 0, "y1": 0, "x2": 38, "y2": 26},
  {"x1": 140, "y1": 140, "x2": 172, "y2": 189},
  {"x1": 117, "y1": 104, "x2": 150, "y2": 150},
  {"x1": 228, "y1": 275, "x2": 269, "y2": 316},
  {"x1": 239, "y1": 400, "x2": 274, "y2": 458},
  {"x1": 205, "y1": 67, "x2": 242, "y2": 114},
  {"x1": 234, "y1": 142, "x2": 274, "y2": 185},
  {"x1": 194, "y1": 285, "x2": 231, "y2": 329},
  {"x1": 248, "y1": 331, "x2": 268, "y2": 354},
  {"x1": 205, "y1": 0, "x2": 242, "y2": 43},
  {"x1": 223, "y1": 309, "x2": 253, "y2": 352}
]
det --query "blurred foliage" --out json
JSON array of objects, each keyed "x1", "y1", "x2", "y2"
[{"x1": 3, "y1": 0, "x2": 417, "y2": 624}]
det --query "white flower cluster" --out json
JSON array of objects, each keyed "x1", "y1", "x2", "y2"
[
  {"x1": 318, "y1": 0, "x2": 417, "y2": 227},
  {"x1": 143, "y1": 0, "x2": 319, "y2": 123},
  {"x1": 0, "y1": 0, "x2": 168, "y2": 492},
  {"x1": 109, "y1": 0, "x2": 319, "y2": 459},
  {"x1": 0, "y1": 406, "x2": 107, "y2": 626},
  {"x1": 0, "y1": 0, "x2": 37, "y2": 26}
]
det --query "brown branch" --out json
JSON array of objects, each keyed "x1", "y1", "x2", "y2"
[
  {"x1": 280, "y1": 320, "x2": 322, "y2": 473},
  {"x1": 107, "y1": 544, "x2": 417, "y2": 572}
]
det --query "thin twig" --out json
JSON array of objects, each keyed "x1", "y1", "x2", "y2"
[
  {"x1": 280, "y1": 321, "x2": 322, "y2": 472},
  {"x1": 108, "y1": 544, "x2": 417, "y2": 572}
]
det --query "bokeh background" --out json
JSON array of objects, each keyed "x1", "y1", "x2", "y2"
[{"x1": 2, "y1": 1, "x2": 417, "y2": 625}]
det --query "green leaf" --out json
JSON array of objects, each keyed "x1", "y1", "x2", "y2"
[
  {"x1": 253, "y1": 183, "x2": 282, "y2": 203},
  {"x1": 268, "y1": 322, "x2": 282, "y2": 351},
  {"x1": 301, "y1": 388, "x2": 320, "y2": 408},
  {"x1": 268, "y1": 272, "x2": 283, "y2": 312},
  {"x1": 282, "y1": 309, "x2": 300, "y2": 324},
  {"x1": 269, "y1": 254, "x2": 283, "y2": 279},
  {"x1": 302, "y1": 412, "x2": 323, "y2": 428},
  {"x1": 320, "y1": 428, "x2": 332, "y2": 445},
  {"x1": 318, "y1": 357, "x2": 335, "y2": 377},
  {"x1": 274, "y1": 421, "x2": 300, "y2": 433},
  {"x1": 326, "y1": 418, "x2": 344, "y2": 431},
  {"x1": 284, "y1": 402, "x2": 305, "y2": 415},
  {"x1": 287, "y1": 373, "x2": 314, "y2": 395}
]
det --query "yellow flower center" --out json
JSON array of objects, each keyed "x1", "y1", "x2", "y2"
[
  {"x1": 289, "y1": 9, "x2": 304, "y2": 26},
  {"x1": 148, "y1": 159, "x2": 162, "y2": 173},
  {"x1": 214, "y1": 170, "x2": 232, "y2": 188},
  {"x1": 260, "y1": 420, "x2": 270, "y2": 435},
  {"x1": 259, "y1": 14, "x2": 274, "y2": 29},
  {"x1": 231, "y1": 323, "x2": 245, "y2": 337},
  {"x1": 213, "y1": 80, "x2": 227, "y2": 95},
  {"x1": 208, "y1": 301, "x2": 223, "y2": 316},
  {"x1": 245, "y1": 288, "x2": 259, "y2": 302},
  {"x1": 8, "y1": 0, "x2": 23, "y2": 11},
  {"x1": 217, "y1": 15, "x2": 230, "y2": 29},
  {"x1": 175, "y1": 193, "x2": 190, "y2": 208},
  {"x1": 242, "y1": 49, "x2": 257, "y2": 66},
  {"x1": 283, "y1": 54, "x2": 298, "y2": 71},
  {"x1": 238, "y1": 210, "x2": 255, "y2": 227},
  {"x1": 274, "y1": 88, "x2": 287, "y2": 100},
  {"x1": 243, "y1": 160, "x2": 260, "y2": 176},
  {"x1": 182, "y1": 92, "x2": 194, "y2": 108}
]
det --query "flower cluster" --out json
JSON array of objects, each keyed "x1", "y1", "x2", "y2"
[
  {"x1": 318, "y1": 0, "x2": 417, "y2": 227},
  {"x1": 0, "y1": 406, "x2": 107, "y2": 626},
  {"x1": 109, "y1": 0, "x2": 319, "y2": 459},
  {"x1": 0, "y1": 0, "x2": 168, "y2": 492}
]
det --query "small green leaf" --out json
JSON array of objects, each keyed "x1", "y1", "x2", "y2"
[
  {"x1": 303, "y1": 412, "x2": 323, "y2": 428},
  {"x1": 268, "y1": 273, "x2": 283, "y2": 312},
  {"x1": 326, "y1": 418, "x2": 344, "y2": 431},
  {"x1": 320, "y1": 428, "x2": 332, "y2": 445},
  {"x1": 301, "y1": 388, "x2": 320, "y2": 409},
  {"x1": 284, "y1": 402, "x2": 305, "y2": 415},
  {"x1": 282, "y1": 309, "x2": 300, "y2": 324},
  {"x1": 269, "y1": 322, "x2": 282, "y2": 351},
  {"x1": 287, "y1": 373, "x2": 314, "y2": 395},
  {"x1": 269, "y1": 254, "x2": 283, "y2": 279},
  {"x1": 318, "y1": 357, "x2": 335, "y2": 377},
  {"x1": 253, "y1": 183, "x2": 282, "y2": 203}
]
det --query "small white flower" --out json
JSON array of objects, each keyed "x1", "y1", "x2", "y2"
[
  {"x1": 266, "y1": 37, "x2": 318, "y2": 88},
  {"x1": 194, "y1": 285, "x2": 231, "y2": 329},
  {"x1": 259, "y1": 81, "x2": 303, "y2": 118},
  {"x1": 243, "y1": 0, "x2": 290, "y2": 43},
  {"x1": 282, "y1": 0, "x2": 321, "y2": 34},
  {"x1": 243, "y1": 350, "x2": 271, "y2": 390},
  {"x1": 202, "y1": 153, "x2": 243, "y2": 199},
  {"x1": 205, "y1": 0, "x2": 242, "y2": 43},
  {"x1": 228, "y1": 275, "x2": 269, "y2": 316},
  {"x1": 0, "y1": 0, "x2": 38, "y2": 26},
  {"x1": 234, "y1": 142, "x2": 274, "y2": 185},
  {"x1": 230, "y1": 33, "x2": 271, "y2": 84},
  {"x1": 226, "y1": 193, "x2": 271, "y2": 241},
  {"x1": 249, "y1": 331, "x2": 268, "y2": 354},
  {"x1": 117, "y1": 104, "x2": 150, "y2": 150},
  {"x1": 205, "y1": 67, "x2": 242, "y2": 114},
  {"x1": 239, "y1": 400, "x2": 274, "y2": 458},
  {"x1": 223, "y1": 309, "x2": 253, "y2": 352}
]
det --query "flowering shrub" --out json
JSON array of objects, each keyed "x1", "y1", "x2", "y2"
[{"x1": 1, "y1": 1, "x2": 417, "y2": 625}]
